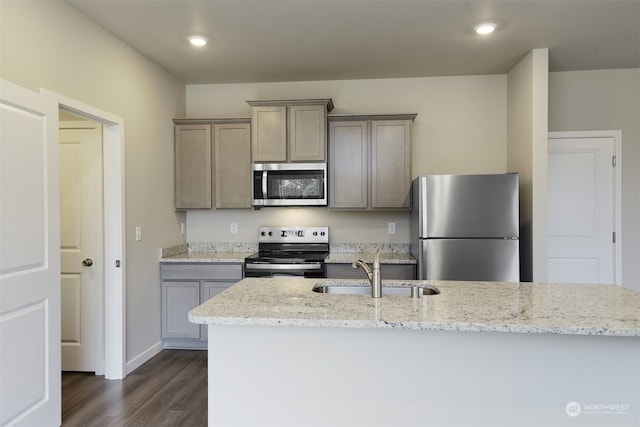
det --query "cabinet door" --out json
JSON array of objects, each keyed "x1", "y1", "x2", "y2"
[
  {"x1": 161, "y1": 281, "x2": 201, "y2": 339},
  {"x1": 200, "y1": 281, "x2": 236, "y2": 340},
  {"x1": 371, "y1": 120, "x2": 412, "y2": 209},
  {"x1": 289, "y1": 104, "x2": 326, "y2": 161},
  {"x1": 251, "y1": 106, "x2": 286, "y2": 162},
  {"x1": 329, "y1": 121, "x2": 368, "y2": 208},
  {"x1": 214, "y1": 123, "x2": 251, "y2": 208},
  {"x1": 175, "y1": 124, "x2": 212, "y2": 209},
  {"x1": 201, "y1": 281, "x2": 235, "y2": 302}
]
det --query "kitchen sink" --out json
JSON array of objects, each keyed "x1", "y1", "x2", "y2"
[{"x1": 312, "y1": 283, "x2": 439, "y2": 296}]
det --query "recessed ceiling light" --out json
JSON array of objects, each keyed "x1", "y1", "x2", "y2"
[
  {"x1": 474, "y1": 22, "x2": 497, "y2": 35},
  {"x1": 188, "y1": 35, "x2": 208, "y2": 47}
]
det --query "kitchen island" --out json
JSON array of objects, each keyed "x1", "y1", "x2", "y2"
[{"x1": 190, "y1": 278, "x2": 640, "y2": 427}]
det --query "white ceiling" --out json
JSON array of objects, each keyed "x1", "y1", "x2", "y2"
[{"x1": 66, "y1": 0, "x2": 640, "y2": 84}]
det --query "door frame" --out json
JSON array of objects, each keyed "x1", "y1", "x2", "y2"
[
  {"x1": 43, "y1": 89, "x2": 126, "y2": 379},
  {"x1": 547, "y1": 130, "x2": 623, "y2": 285}
]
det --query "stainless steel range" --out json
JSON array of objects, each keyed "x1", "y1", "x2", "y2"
[{"x1": 244, "y1": 226, "x2": 329, "y2": 278}]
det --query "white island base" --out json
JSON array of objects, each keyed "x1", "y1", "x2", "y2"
[{"x1": 207, "y1": 324, "x2": 639, "y2": 427}]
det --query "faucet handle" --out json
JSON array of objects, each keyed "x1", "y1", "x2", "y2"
[{"x1": 373, "y1": 249, "x2": 381, "y2": 269}]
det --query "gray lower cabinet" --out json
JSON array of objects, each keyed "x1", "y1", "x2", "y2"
[
  {"x1": 326, "y1": 263, "x2": 416, "y2": 280},
  {"x1": 160, "y1": 263, "x2": 243, "y2": 348}
]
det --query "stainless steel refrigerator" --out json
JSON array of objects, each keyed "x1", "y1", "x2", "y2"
[{"x1": 410, "y1": 174, "x2": 520, "y2": 282}]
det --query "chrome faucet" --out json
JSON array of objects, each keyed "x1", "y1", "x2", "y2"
[{"x1": 352, "y1": 250, "x2": 382, "y2": 298}]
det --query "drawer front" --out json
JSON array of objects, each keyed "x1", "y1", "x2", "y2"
[
  {"x1": 326, "y1": 263, "x2": 416, "y2": 280},
  {"x1": 161, "y1": 263, "x2": 243, "y2": 281}
]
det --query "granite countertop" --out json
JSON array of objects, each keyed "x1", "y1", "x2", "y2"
[
  {"x1": 159, "y1": 242, "x2": 416, "y2": 264},
  {"x1": 159, "y1": 243, "x2": 256, "y2": 263},
  {"x1": 324, "y1": 252, "x2": 416, "y2": 264},
  {"x1": 160, "y1": 252, "x2": 254, "y2": 263},
  {"x1": 189, "y1": 278, "x2": 640, "y2": 337},
  {"x1": 158, "y1": 243, "x2": 417, "y2": 264},
  {"x1": 162, "y1": 251, "x2": 416, "y2": 264}
]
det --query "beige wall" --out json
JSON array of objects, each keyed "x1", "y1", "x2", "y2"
[
  {"x1": 3, "y1": 0, "x2": 636, "y2": 372},
  {"x1": 1, "y1": 1, "x2": 186, "y2": 364},
  {"x1": 185, "y1": 75, "x2": 508, "y2": 244},
  {"x1": 506, "y1": 49, "x2": 549, "y2": 282},
  {"x1": 549, "y1": 69, "x2": 640, "y2": 291}
]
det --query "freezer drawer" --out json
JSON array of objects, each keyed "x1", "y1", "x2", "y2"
[{"x1": 420, "y1": 239, "x2": 519, "y2": 282}]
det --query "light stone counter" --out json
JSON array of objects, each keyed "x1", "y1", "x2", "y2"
[
  {"x1": 159, "y1": 242, "x2": 416, "y2": 264},
  {"x1": 159, "y1": 242, "x2": 256, "y2": 263},
  {"x1": 196, "y1": 278, "x2": 640, "y2": 426},
  {"x1": 161, "y1": 251, "x2": 415, "y2": 264},
  {"x1": 326, "y1": 243, "x2": 414, "y2": 264},
  {"x1": 189, "y1": 278, "x2": 640, "y2": 336},
  {"x1": 324, "y1": 252, "x2": 416, "y2": 264},
  {"x1": 160, "y1": 252, "x2": 253, "y2": 263}
]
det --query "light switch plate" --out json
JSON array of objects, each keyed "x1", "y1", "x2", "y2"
[
  {"x1": 388, "y1": 223, "x2": 396, "y2": 234},
  {"x1": 135, "y1": 226, "x2": 142, "y2": 241}
]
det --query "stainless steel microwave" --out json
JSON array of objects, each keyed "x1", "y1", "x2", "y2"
[{"x1": 252, "y1": 163, "x2": 327, "y2": 207}]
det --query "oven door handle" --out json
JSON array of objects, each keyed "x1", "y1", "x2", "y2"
[{"x1": 245, "y1": 263, "x2": 323, "y2": 271}]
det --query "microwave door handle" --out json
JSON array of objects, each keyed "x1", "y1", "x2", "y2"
[{"x1": 262, "y1": 171, "x2": 268, "y2": 197}]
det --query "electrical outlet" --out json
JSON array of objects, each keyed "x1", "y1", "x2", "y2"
[
  {"x1": 388, "y1": 222, "x2": 396, "y2": 234},
  {"x1": 135, "y1": 226, "x2": 142, "y2": 241},
  {"x1": 230, "y1": 223, "x2": 238, "y2": 234}
]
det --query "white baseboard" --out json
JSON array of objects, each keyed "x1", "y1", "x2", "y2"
[{"x1": 126, "y1": 341, "x2": 163, "y2": 374}]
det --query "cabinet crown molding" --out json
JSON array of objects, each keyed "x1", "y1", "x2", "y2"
[
  {"x1": 246, "y1": 98, "x2": 334, "y2": 112},
  {"x1": 173, "y1": 117, "x2": 250, "y2": 125},
  {"x1": 328, "y1": 113, "x2": 417, "y2": 122}
]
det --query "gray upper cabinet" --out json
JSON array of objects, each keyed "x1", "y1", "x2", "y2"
[
  {"x1": 370, "y1": 120, "x2": 412, "y2": 209},
  {"x1": 329, "y1": 120, "x2": 369, "y2": 208},
  {"x1": 175, "y1": 124, "x2": 212, "y2": 209},
  {"x1": 214, "y1": 122, "x2": 251, "y2": 208},
  {"x1": 174, "y1": 119, "x2": 252, "y2": 210},
  {"x1": 328, "y1": 114, "x2": 416, "y2": 210},
  {"x1": 288, "y1": 104, "x2": 327, "y2": 161},
  {"x1": 247, "y1": 99, "x2": 333, "y2": 163},
  {"x1": 250, "y1": 105, "x2": 287, "y2": 162}
]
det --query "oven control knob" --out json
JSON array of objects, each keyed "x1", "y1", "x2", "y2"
[
  {"x1": 313, "y1": 231, "x2": 318, "y2": 236},
  {"x1": 320, "y1": 231, "x2": 325, "y2": 236},
  {"x1": 268, "y1": 231, "x2": 273, "y2": 236}
]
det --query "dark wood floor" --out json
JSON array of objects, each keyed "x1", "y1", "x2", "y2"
[{"x1": 62, "y1": 350, "x2": 207, "y2": 426}]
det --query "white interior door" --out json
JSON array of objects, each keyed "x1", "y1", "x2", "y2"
[
  {"x1": 0, "y1": 80, "x2": 61, "y2": 426},
  {"x1": 60, "y1": 122, "x2": 103, "y2": 372},
  {"x1": 547, "y1": 133, "x2": 619, "y2": 284}
]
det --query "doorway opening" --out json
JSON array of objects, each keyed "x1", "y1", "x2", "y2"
[
  {"x1": 59, "y1": 114, "x2": 103, "y2": 373},
  {"x1": 44, "y1": 89, "x2": 126, "y2": 380}
]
